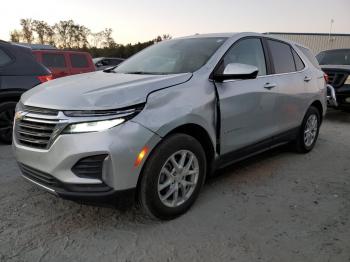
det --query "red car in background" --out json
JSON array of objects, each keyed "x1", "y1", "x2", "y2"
[{"x1": 32, "y1": 49, "x2": 95, "y2": 79}]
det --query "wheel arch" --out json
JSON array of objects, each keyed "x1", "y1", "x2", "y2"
[
  {"x1": 165, "y1": 123, "x2": 216, "y2": 173},
  {"x1": 135, "y1": 123, "x2": 216, "y2": 201},
  {"x1": 309, "y1": 100, "x2": 324, "y2": 123},
  {"x1": 0, "y1": 90, "x2": 25, "y2": 104}
]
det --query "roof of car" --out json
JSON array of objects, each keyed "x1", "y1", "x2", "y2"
[
  {"x1": 176, "y1": 32, "x2": 309, "y2": 49},
  {"x1": 94, "y1": 57, "x2": 125, "y2": 60},
  {"x1": 181, "y1": 33, "x2": 239, "y2": 38},
  {"x1": 32, "y1": 49, "x2": 91, "y2": 55},
  {"x1": 319, "y1": 48, "x2": 350, "y2": 53},
  {"x1": 11, "y1": 42, "x2": 57, "y2": 50}
]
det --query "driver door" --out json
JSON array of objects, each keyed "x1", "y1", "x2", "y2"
[{"x1": 214, "y1": 38, "x2": 280, "y2": 154}]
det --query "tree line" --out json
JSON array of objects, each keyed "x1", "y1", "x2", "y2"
[{"x1": 9, "y1": 19, "x2": 172, "y2": 58}]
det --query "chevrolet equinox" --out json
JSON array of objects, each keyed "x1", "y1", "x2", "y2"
[{"x1": 13, "y1": 33, "x2": 327, "y2": 220}]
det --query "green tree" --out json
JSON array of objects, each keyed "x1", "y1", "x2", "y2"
[
  {"x1": 10, "y1": 30, "x2": 22, "y2": 42},
  {"x1": 153, "y1": 34, "x2": 172, "y2": 43},
  {"x1": 20, "y1": 18, "x2": 34, "y2": 43},
  {"x1": 10, "y1": 18, "x2": 171, "y2": 59},
  {"x1": 102, "y1": 28, "x2": 116, "y2": 48},
  {"x1": 32, "y1": 20, "x2": 51, "y2": 44},
  {"x1": 54, "y1": 20, "x2": 74, "y2": 48}
]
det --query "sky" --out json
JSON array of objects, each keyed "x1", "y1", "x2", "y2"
[{"x1": 1, "y1": 0, "x2": 349, "y2": 44}]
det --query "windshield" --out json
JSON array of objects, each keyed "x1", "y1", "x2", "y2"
[
  {"x1": 114, "y1": 37, "x2": 227, "y2": 75},
  {"x1": 317, "y1": 50, "x2": 350, "y2": 65}
]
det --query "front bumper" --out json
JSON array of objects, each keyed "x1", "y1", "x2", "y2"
[{"x1": 13, "y1": 120, "x2": 161, "y2": 196}]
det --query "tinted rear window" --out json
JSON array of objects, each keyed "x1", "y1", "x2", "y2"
[
  {"x1": 70, "y1": 54, "x2": 88, "y2": 68},
  {"x1": 316, "y1": 50, "x2": 350, "y2": 66},
  {"x1": 0, "y1": 48, "x2": 12, "y2": 66},
  {"x1": 297, "y1": 45, "x2": 321, "y2": 69},
  {"x1": 268, "y1": 40, "x2": 295, "y2": 74},
  {"x1": 42, "y1": 53, "x2": 66, "y2": 68}
]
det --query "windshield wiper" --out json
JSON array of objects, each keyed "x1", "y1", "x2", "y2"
[
  {"x1": 103, "y1": 66, "x2": 118, "y2": 73},
  {"x1": 123, "y1": 71, "x2": 170, "y2": 75},
  {"x1": 103, "y1": 69, "x2": 171, "y2": 75}
]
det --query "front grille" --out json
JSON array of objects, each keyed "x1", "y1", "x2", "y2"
[
  {"x1": 72, "y1": 155, "x2": 108, "y2": 179},
  {"x1": 16, "y1": 116, "x2": 59, "y2": 149}
]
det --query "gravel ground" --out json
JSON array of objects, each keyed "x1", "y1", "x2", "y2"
[{"x1": 0, "y1": 109, "x2": 349, "y2": 262}]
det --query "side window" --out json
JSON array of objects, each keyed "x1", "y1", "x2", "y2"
[
  {"x1": 70, "y1": 54, "x2": 88, "y2": 68},
  {"x1": 102, "y1": 59, "x2": 110, "y2": 66},
  {"x1": 267, "y1": 40, "x2": 295, "y2": 74},
  {"x1": 42, "y1": 53, "x2": 66, "y2": 68},
  {"x1": 110, "y1": 59, "x2": 122, "y2": 66},
  {"x1": 292, "y1": 49, "x2": 305, "y2": 71},
  {"x1": 0, "y1": 48, "x2": 13, "y2": 66},
  {"x1": 297, "y1": 45, "x2": 321, "y2": 69},
  {"x1": 219, "y1": 38, "x2": 267, "y2": 76}
]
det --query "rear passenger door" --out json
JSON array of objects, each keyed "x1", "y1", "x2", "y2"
[
  {"x1": 69, "y1": 54, "x2": 92, "y2": 75},
  {"x1": 266, "y1": 39, "x2": 308, "y2": 132}
]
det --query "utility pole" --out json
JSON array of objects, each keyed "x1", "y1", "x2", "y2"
[{"x1": 329, "y1": 19, "x2": 334, "y2": 48}]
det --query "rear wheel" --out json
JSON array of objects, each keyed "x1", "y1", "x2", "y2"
[
  {"x1": 293, "y1": 106, "x2": 320, "y2": 153},
  {"x1": 139, "y1": 134, "x2": 206, "y2": 220},
  {"x1": 0, "y1": 102, "x2": 16, "y2": 144}
]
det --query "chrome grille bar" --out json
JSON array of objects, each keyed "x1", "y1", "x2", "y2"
[{"x1": 15, "y1": 110, "x2": 62, "y2": 149}]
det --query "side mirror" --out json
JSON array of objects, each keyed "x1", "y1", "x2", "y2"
[
  {"x1": 96, "y1": 62, "x2": 103, "y2": 67},
  {"x1": 213, "y1": 63, "x2": 259, "y2": 82}
]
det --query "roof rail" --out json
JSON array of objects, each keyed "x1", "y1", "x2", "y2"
[{"x1": 11, "y1": 42, "x2": 57, "y2": 50}]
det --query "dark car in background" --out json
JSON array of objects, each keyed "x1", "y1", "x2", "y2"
[
  {"x1": 93, "y1": 57, "x2": 124, "y2": 70},
  {"x1": 317, "y1": 49, "x2": 350, "y2": 110},
  {"x1": 0, "y1": 41, "x2": 52, "y2": 143},
  {"x1": 33, "y1": 50, "x2": 95, "y2": 79}
]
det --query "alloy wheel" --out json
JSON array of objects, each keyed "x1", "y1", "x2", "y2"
[
  {"x1": 304, "y1": 114, "x2": 318, "y2": 147},
  {"x1": 157, "y1": 150, "x2": 199, "y2": 208}
]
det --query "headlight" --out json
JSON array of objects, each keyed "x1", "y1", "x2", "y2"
[
  {"x1": 345, "y1": 76, "x2": 350, "y2": 85},
  {"x1": 63, "y1": 118, "x2": 125, "y2": 134},
  {"x1": 62, "y1": 103, "x2": 145, "y2": 134}
]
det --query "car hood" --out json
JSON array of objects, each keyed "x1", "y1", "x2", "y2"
[{"x1": 21, "y1": 71, "x2": 192, "y2": 110}]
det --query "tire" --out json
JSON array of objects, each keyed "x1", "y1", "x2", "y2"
[
  {"x1": 293, "y1": 106, "x2": 321, "y2": 153},
  {"x1": 0, "y1": 102, "x2": 17, "y2": 144},
  {"x1": 138, "y1": 133, "x2": 207, "y2": 220}
]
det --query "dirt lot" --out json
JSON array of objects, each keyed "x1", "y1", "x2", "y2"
[{"x1": 0, "y1": 110, "x2": 349, "y2": 262}]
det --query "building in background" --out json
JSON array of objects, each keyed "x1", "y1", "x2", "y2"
[{"x1": 267, "y1": 32, "x2": 350, "y2": 54}]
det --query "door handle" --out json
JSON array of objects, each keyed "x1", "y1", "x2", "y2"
[
  {"x1": 263, "y1": 82, "x2": 276, "y2": 90},
  {"x1": 304, "y1": 76, "x2": 312, "y2": 82}
]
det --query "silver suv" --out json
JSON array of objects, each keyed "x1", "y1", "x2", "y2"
[{"x1": 13, "y1": 33, "x2": 326, "y2": 219}]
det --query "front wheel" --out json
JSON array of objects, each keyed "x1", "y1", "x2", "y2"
[
  {"x1": 293, "y1": 106, "x2": 321, "y2": 153},
  {"x1": 138, "y1": 134, "x2": 206, "y2": 220},
  {"x1": 0, "y1": 102, "x2": 17, "y2": 144}
]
